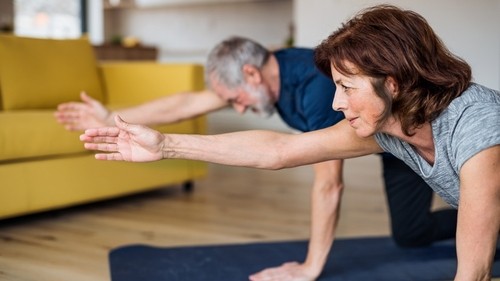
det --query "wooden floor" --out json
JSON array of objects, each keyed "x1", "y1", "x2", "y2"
[
  {"x1": 0, "y1": 157, "x2": 390, "y2": 281},
  {"x1": 0, "y1": 111, "x2": 491, "y2": 281}
]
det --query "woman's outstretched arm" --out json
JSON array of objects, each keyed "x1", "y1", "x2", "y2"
[{"x1": 81, "y1": 116, "x2": 382, "y2": 169}]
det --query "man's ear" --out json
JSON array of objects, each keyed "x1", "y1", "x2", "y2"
[
  {"x1": 242, "y1": 64, "x2": 262, "y2": 85},
  {"x1": 385, "y1": 76, "x2": 399, "y2": 98}
]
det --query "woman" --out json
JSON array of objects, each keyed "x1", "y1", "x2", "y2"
[{"x1": 81, "y1": 5, "x2": 499, "y2": 281}]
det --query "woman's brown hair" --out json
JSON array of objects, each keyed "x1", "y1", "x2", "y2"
[{"x1": 314, "y1": 5, "x2": 472, "y2": 135}]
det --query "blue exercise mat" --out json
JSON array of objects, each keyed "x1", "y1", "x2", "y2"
[{"x1": 109, "y1": 236, "x2": 500, "y2": 281}]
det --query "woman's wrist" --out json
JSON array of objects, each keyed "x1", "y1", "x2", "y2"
[
  {"x1": 303, "y1": 257, "x2": 325, "y2": 278},
  {"x1": 160, "y1": 134, "x2": 171, "y2": 160}
]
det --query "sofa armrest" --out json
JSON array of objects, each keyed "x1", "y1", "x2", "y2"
[{"x1": 98, "y1": 62, "x2": 205, "y2": 105}]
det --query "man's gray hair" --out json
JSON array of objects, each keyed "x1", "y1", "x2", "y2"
[{"x1": 205, "y1": 36, "x2": 270, "y2": 90}]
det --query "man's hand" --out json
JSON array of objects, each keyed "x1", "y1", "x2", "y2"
[
  {"x1": 249, "y1": 262, "x2": 317, "y2": 281},
  {"x1": 54, "y1": 91, "x2": 111, "y2": 131},
  {"x1": 80, "y1": 116, "x2": 165, "y2": 162}
]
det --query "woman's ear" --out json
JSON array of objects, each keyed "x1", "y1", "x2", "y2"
[
  {"x1": 385, "y1": 76, "x2": 399, "y2": 98},
  {"x1": 242, "y1": 64, "x2": 262, "y2": 85}
]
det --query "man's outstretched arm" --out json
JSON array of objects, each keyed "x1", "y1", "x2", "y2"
[{"x1": 55, "y1": 90, "x2": 228, "y2": 131}]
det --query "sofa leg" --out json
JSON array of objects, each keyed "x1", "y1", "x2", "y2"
[{"x1": 182, "y1": 181, "x2": 194, "y2": 193}]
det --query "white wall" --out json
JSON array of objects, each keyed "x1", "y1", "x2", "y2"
[
  {"x1": 108, "y1": 1, "x2": 293, "y2": 63},
  {"x1": 294, "y1": 0, "x2": 500, "y2": 90},
  {"x1": 88, "y1": 0, "x2": 104, "y2": 44}
]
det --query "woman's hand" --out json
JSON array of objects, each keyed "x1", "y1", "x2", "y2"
[
  {"x1": 80, "y1": 116, "x2": 165, "y2": 162},
  {"x1": 249, "y1": 262, "x2": 318, "y2": 281}
]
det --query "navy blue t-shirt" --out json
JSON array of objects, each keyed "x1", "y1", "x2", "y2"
[{"x1": 274, "y1": 48, "x2": 344, "y2": 132}]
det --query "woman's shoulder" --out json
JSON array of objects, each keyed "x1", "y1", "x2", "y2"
[
  {"x1": 439, "y1": 83, "x2": 500, "y2": 123},
  {"x1": 451, "y1": 83, "x2": 500, "y2": 108},
  {"x1": 440, "y1": 83, "x2": 500, "y2": 172}
]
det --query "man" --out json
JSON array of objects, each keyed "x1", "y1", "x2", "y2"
[{"x1": 56, "y1": 36, "x2": 457, "y2": 280}]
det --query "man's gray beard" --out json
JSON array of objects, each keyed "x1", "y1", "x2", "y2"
[
  {"x1": 245, "y1": 84, "x2": 275, "y2": 118},
  {"x1": 254, "y1": 103, "x2": 275, "y2": 118}
]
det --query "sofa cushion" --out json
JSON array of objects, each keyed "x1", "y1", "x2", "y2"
[
  {"x1": 0, "y1": 110, "x2": 85, "y2": 162},
  {"x1": 0, "y1": 35, "x2": 104, "y2": 110},
  {"x1": 0, "y1": 110, "x2": 202, "y2": 162},
  {"x1": 0, "y1": 50, "x2": 2, "y2": 110}
]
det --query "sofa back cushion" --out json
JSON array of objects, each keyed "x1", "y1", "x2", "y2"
[
  {"x1": 99, "y1": 62, "x2": 205, "y2": 105},
  {"x1": 0, "y1": 35, "x2": 104, "y2": 110}
]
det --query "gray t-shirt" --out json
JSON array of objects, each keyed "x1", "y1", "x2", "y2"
[{"x1": 375, "y1": 83, "x2": 500, "y2": 208}]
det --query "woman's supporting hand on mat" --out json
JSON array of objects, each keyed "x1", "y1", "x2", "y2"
[{"x1": 249, "y1": 261, "x2": 319, "y2": 281}]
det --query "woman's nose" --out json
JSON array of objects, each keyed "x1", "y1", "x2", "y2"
[{"x1": 332, "y1": 90, "x2": 347, "y2": 111}]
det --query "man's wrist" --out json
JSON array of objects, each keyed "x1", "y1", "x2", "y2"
[{"x1": 106, "y1": 112, "x2": 117, "y2": 126}]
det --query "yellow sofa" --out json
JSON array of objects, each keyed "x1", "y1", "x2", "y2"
[{"x1": 0, "y1": 35, "x2": 207, "y2": 220}]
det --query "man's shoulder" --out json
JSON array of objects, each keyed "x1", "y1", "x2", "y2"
[{"x1": 274, "y1": 47, "x2": 314, "y2": 58}]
